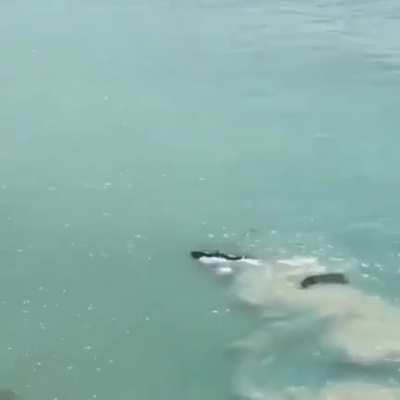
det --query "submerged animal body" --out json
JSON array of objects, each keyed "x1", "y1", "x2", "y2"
[{"x1": 192, "y1": 247, "x2": 400, "y2": 393}]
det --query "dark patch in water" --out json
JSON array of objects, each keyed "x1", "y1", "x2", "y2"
[
  {"x1": 0, "y1": 389, "x2": 17, "y2": 400},
  {"x1": 301, "y1": 273, "x2": 349, "y2": 289}
]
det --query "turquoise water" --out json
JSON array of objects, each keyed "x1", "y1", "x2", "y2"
[{"x1": 1, "y1": 1, "x2": 400, "y2": 399}]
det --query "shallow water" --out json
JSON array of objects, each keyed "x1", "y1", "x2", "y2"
[{"x1": 1, "y1": 1, "x2": 400, "y2": 399}]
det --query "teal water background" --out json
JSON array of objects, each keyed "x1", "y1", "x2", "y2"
[{"x1": 1, "y1": 1, "x2": 400, "y2": 399}]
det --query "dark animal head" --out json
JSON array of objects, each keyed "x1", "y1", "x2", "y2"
[
  {"x1": 301, "y1": 273, "x2": 349, "y2": 289},
  {"x1": 191, "y1": 251, "x2": 206, "y2": 259}
]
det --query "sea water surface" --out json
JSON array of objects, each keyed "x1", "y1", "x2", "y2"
[{"x1": 1, "y1": 1, "x2": 400, "y2": 399}]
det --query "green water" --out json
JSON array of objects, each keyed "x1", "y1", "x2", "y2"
[{"x1": 1, "y1": 1, "x2": 400, "y2": 399}]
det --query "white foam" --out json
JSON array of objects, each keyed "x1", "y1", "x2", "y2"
[
  {"x1": 198, "y1": 256, "x2": 231, "y2": 264},
  {"x1": 241, "y1": 258, "x2": 263, "y2": 266},
  {"x1": 277, "y1": 256, "x2": 319, "y2": 267},
  {"x1": 216, "y1": 266, "x2": 234, "y2": 276},
  {"x1": 198, "y1": 256, "x2": 262, "y2": 267}
]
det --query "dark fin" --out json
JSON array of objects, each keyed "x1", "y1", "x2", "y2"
[
  {"x1": 301, "y1": 273, "x2": 349, "y2": 289},
  {"x1": 190, "y1": 251, "x2": 243, "y2": 261}
]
